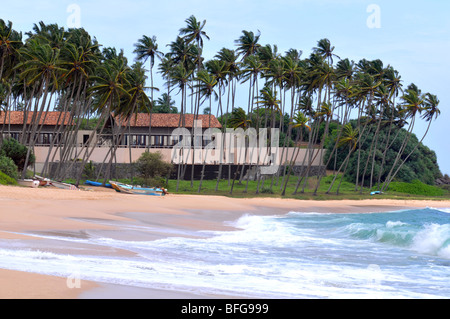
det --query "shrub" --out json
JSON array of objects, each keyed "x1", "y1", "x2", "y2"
[
  {"x1": 0, "y1": 170, "x2": 17, "y2": 185},
  {"x1": 0, "y1": 155, "x2": 18, "y2": 180},
  {"x1": 135, "y1": 151, "x2": 172, "y2": 187},
  {"x1": 82, "y1": 161, "x2": 96, "y2": 180},
  {"x1": 0, "y1": 138, "x2": 35, "y2": 172},
  {"x1": 388, "y1": 180, "x2": 445, "y2": 197}
]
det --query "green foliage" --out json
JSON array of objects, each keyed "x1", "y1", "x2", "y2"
[
  {"x1": 135, "y1": 151, "x2": 172, "y2": 187},
  {"x1": 325, "y1": 122, "x2": 441, "y2": 186},
  {"x1": 82, "y1": 161, "x2": 96, "y2": 180},
  {"x1": 0, "y1": 138, "x2": 35, "y2": 171},
  {"x1": 0, "y1": 170, "x2": 18, "y2": 185},
  {"x1": 0, "y1": 155, "x2": 18, "y2": 180},
  {"x1": 388, "y1": 180, "x2": 445, "y2": 197}
]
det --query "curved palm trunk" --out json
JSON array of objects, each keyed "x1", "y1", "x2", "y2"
[
  {"x1": 381, "y1": 116, "x2": 416, "y2": 191},
  {"x1": 383, "y1": 118, "x2": 431, "y2": 191}
]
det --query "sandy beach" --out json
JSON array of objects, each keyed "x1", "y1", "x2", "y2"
[{"x1": 0, "y1": 184, "x2": 449, "y2": 299}]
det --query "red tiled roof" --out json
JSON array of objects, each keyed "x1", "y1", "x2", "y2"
[
  {"x1": 0, "y1": 111, "x2": 74, "y2": 126},
  {"x1": 115, "y1": 113, "x2": 222, "y2": 129}
]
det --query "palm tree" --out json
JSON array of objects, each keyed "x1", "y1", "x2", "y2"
[
  {"x1": 326, "y1": 123, "x2": 358, "y2": 194},
  {"x1": 194, "y1": 69, "x2": 218, "y2": 192},
  {"x1": 179, "y1": 15, "x2": 209, "y2": 115},
  {"x1": 376, "y1": 66, "x2": 402, "y2": 187},
  {"x1": 74, "y1": 57, "x2": 130, "y2": 184},
  {"x1": 167, "y1": 62, "x2": 193, "y2": 191},
  {"x1": 0, "y1": 19, "x2": 22, "y2": 81},
  {"x1": 134, "y1": 35, "x2": 162, "y2": 152},
  {"x1": 111, "y1": 62, "x2": 150, "y2": 185},
  {"x1": 381, "y1": 84, "x2": 423, "y2": 191},
  {"x1": 133, "y1": 35, "x2": 163, "y2": 104},
  {"x1": 382, "y1": 92, "x2": 439, "y2": 191},
  {"x1": 254, "y1": 86, "x2": 281, "y2": 193},
  {"x1": 313, "y1": 38, "x2": 340, "y2": 65},
  {"x1": 228, "y1": 107, "x2": 252, "y2": 194},
  {"x1": 41, "y1": 37, "x2": 98, "y2": 177},
  {"x1": 154, "y1": 93, "x2": 177, "y2": 113},
  {"x1": 235, "y1": 30, "x2": 261, "y2": 60},
  {"x1": 15, "y1": 39, "x2": 66, "y2": 178},
  {"x1": 204, "y1": 58, "x2": 228, "y2": 117},
  {"x1": 281, "y1": 111, "x2": 310, "y2": 196}
]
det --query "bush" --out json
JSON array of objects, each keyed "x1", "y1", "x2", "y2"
[
  {"x1": 82, "y1": 161, "x2": 96, "y2": 180},
  {"x1": 388, "y1": 180, "x2": 445, "y2": 197},
  {"x1": 135, "y1": 151, "x2": 172, "y2": 187},
  {"x1": 0, "y1": 138, "x2": 35, "y2": 172},
  {"x1": 325, "y1": 122, "x2": 441, "y2": 186},
  {"x1": 0, "y1": 155, "x2": 18, "y2": 180},
  {"x1": 0, "y1": 170, "x2": 17, "y2": 185}
]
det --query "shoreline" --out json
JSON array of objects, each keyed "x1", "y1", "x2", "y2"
[{"x1": 0, "y1": 184, "x2": 449, "y2": 299}]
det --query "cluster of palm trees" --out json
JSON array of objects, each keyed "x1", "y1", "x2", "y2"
[{"x1": 0, "y1": 16, "x2": 441, "y2": 195}]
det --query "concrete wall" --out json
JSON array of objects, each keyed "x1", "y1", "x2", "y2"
[{"x1": 33, "y1": 146, "x2": 324, "y2": 167}]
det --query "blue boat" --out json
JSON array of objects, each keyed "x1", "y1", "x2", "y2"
[
  {"x1": 109, "y1": 181, "x2": 166, "y2": 196},
  {"x1": 85, "y1": 180, "x2": 113, "y2": 188}
]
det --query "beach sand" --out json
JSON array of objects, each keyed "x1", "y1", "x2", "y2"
[{"x1": 0, "y1": 184, "x2": 449, "y2": 299}]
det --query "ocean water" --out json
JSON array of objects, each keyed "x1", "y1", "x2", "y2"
[{"x1": 0, "y1": 207, "x2": 449, "y2": 298}]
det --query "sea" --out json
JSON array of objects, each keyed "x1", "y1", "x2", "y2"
[{"x1": 0, "y1": 207, "x2": 449, "y2": 299}]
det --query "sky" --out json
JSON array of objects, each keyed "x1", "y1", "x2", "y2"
[{"x1": 2, "y1": 0, "x2": 449, "y2": 175}]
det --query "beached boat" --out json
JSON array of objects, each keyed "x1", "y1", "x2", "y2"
[
  {"x1": 50, "y1": 180, "x2": 79, "y2": 190},
  {"x1": 109, "y1": 180, "x2": 128, "y2": 192},
  {"x1": 109, "y1": 181, "x2": 166, "y2": 196},
  {"x1": 85, "y1": 180, "x2": 113, "y2": 188},
  {"x1": 34, "y1": 175, "x2": 51, "y2": 186},
  {"x1": 18, "y1": 179, "x2": 40, "y2": 188}
]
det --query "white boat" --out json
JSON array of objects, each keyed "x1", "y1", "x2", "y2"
[
  {"x1": 18, "y1": 179, "x2": 40, "y2": 188},
  {"x1": 34, "y1": 175, "x2": 51, "y2": 186},
  {"x1": 109, "y1": 181, "x2": 166, "y2": 196},
  {"x1": 49, "y1": 180, "x2": 79, "y2": 190}
]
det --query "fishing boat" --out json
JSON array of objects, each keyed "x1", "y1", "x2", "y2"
[
  {"x1": 85, "y1": 180, "x2": 113, "y2": 188},
  {"x1": 49, "y1": 180, "x2": 79, "y2": 190},
  {"x1": 109, "y1": 181, "x2": 166, "y2": 196},
  {"x1": 109, "y1": 181, "x2": 128, "y2": 192},
  {"x1": 34, "y1": 175, "x2": 51, "y2": 186},
  {"x1": 18, "y1": 179, "x2": 40, "y2": 188}
]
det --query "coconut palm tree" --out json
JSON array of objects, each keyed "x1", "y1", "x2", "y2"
[
  {"x1": 281, "y1": 111, "x2": 310, "y2": 196},
  {"x1": 313, "y1": 38, "x2": 340, "y2": 66},
  {"x1": 179, "y1": 15, "x2": 209, "y2": 116},
  {"x1": 382, "y1": 92, "x2": 439, "y2": 191},
  {"x1": 228, "y1": 107, "x2": 253, "y2": 194},
  {"x1": 73, "y1": 57, "x2": 130, "y2": 184},
  {"x1": 194, "y1": 69, "x2": 218, "y2": 192},
  {"x1": 254, "y1": 86, "x2": 281, "y2": 193},
  {"x1": 133, "y1": 35, "x2": 162, "y2": 152},
  {"x1": 133, "y1": 35, "x2": 163, "y2": 103},
  {"x1": 235, "y1": 30, "x2": 261, "y2": 60},
  {"x1": 15, "y1": 39, "x2": 66, "y2": 178},
  {"x1": 380, "y1": 84, "x2": 423, "y2": 191},
  {"x1": 154, "y1": 93, "x2": 177, "y2": 113},
  {"x1": 325, "y1": 122, "x2": 358, "y2": 194},
  {"x1": 0, "y1": 19, "x2": 23, "y2": 81}
]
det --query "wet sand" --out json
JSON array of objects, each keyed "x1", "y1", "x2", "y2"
[{"x1": 0, "y1": 184, "x2": 449, "y2": 299}]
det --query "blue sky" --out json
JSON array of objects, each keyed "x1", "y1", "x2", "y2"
[{"x1": 3, "y1": 0, "x2": 449, "y2": 174}]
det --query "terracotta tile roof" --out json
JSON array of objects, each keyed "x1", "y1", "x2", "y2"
[
  {"x1": 115, "y1": 113, "x2": 222, "y2": 129},
  {"x1": 0, "y1": 111, "x2": 74, "y2": 126}
]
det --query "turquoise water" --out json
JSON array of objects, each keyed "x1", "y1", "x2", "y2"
[{"x1": 0, "y1": 208, "x2": 449, "y2": 298}]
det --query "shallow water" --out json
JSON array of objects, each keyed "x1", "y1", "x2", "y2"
[{"x1": 0, "y1": 207, "x2": 449, "y2": 298}]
